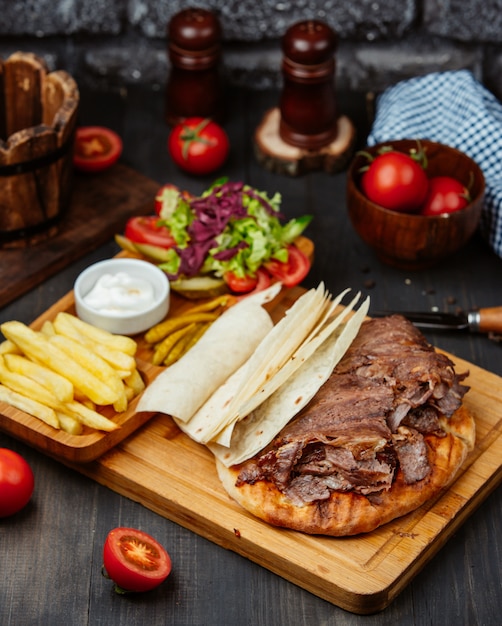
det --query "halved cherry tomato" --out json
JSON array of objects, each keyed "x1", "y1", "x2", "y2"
[
  {"x1": 124, "y1": 216, "x2": 176, "y2": 249},
  {"x1": 264, "y1": 245, "x2": 311, "y2": 288},
  {"x1": 361, "y1": 150, "x2": 428, "y2": 213},
  {"x1": 0, "y1": 448, "x2": 34, "y2": 518},
  {"x1": 73, "y1": 126, "x2": 122, "y2": 173},
  {"x1": 420, "y1": 176, "x2": 470, "y2": 216},
  {"x1": 168, "y1": 117, "x2": 229, "y2": 176},
  {"x1": 103, "y1": 527, "x2": 172, "y2": 593}
]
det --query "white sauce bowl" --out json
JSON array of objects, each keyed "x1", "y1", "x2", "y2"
[{"x1": 74, "y1": 258, "x2": 170, "y2": 335}]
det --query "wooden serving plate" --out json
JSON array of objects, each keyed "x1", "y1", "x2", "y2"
[
  {"x1": 0, "y1": 290, "x2": 159, "y2": 462},
  {"x1": 1, "y1": 271, "x2": 501, "y2": 613}
]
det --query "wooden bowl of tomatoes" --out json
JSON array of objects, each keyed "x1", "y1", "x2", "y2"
[{"x1": 347, "y1": 139, "x2": 485, "y2": 270}]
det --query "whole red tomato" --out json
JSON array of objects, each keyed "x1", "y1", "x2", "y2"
[
  {"x1": 420, "y1": 176, "x2": 470, "y2": 216},
  {"x1": 0, "y1": 448, "x2": 34, "y2": 517},
  {"x1": 361, "y1": 150, "x2": 428, "y2": 213},
  {"x1": 103, "y1": 527, "x2": 172, "y2": 593},
  {"x1": 168, "y1": 117, "x2": 229, "y2": 176}
]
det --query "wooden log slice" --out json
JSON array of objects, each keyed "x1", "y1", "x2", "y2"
[{"x1": 254, "y1": 107, "x2": 356, "y2": 176}]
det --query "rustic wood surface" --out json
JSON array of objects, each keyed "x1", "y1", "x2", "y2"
[
  {"x1": 1, "y1": 85, "x2": 501, "y2": 625},
  {"x1": 0, "y1": 163, "x2": 159, "y2": 305}
]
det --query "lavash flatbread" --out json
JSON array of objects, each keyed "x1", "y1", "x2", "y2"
[{"x1": 136, "y1": 294, "x2": 275, "y2": 421}]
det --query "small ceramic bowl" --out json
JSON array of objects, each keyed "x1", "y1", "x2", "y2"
[
  {"x1": 74, "y1": 258, "x2": 170, "y2": 335},
  {"x1": 346, "y1": 139, "x2": 485, "y2": 270}
]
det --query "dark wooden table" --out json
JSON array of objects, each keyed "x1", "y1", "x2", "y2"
[{"x1": 1, "y1": 85, "x2": 501, "y2": 626}]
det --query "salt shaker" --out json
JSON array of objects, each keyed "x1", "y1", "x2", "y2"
[
  {"x1": 165, "y1": 8, "x2": 224, "y2": 126},
  {"x1": 279, "y1": 20, "x2": 338, "y2": 150}
]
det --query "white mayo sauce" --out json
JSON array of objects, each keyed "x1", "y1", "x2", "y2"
[{"x1": 83, "y1": 272, "x2": 155, "y2": 315}]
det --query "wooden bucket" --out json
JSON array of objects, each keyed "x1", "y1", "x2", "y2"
[{"x1": 0, "y1": 52, "x2": 79, "y2": 247}]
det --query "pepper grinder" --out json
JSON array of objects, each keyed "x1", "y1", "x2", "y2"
[
  {"x1": 279, "y1": 20, "x2": 338, "y2": 150},
  {"x1": 165, "y1": 8, "x2": 224, "y2": 126}
]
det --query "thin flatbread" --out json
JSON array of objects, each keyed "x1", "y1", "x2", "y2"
[{"x1": 136, "y1": 298, "x2": 274, "y2": 421}]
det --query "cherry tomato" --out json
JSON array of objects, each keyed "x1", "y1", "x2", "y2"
[
  {"x1": 264, "y1": 244, "x2": 311, "y2": 288},
  {"x1": 73, "y1": 126, "x2": 122, "y2": 173},
  {"x1": 0, "y1": 448, "x2": 35, "y2": 518},
  {"x1": 361, "y1": 151, "x2": 428, "y2": 213},
  {"x1": 124, "y1": 216, "x2": 176, "y2": 249},
  {"x1": 420, "y1": 176, "x2": 470, "y2": 216},
  {"x1": 103, "y1": 527, "x2": 172, "y2": 593},
  {"x1": 168, "y1": 117, "x2": 229, "y2": 176}
]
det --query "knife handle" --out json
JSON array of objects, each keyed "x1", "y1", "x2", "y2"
[{"x1": 474, "y1": 307, "x2": 502, "y2": 334}]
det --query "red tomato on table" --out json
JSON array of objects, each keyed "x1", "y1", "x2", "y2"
[
  {"x1": 73, "y1": 126, "x2": 122, "y2": 173},
  {"x1": 264, "y1": 244, "x2": 311, "y2": 288},
  {"x1": 0, "y1": 448, "x2": 34, "y2": 517},
  {"x1": 103, "y1": 527, "x2": 172, "y2": 593},
  {"x1": 168, "y1": 117, "x2": 229, "y2": 176},
  {"x1": 420, "y1": 176, "x2": 470, "y2": 216},
  {"x1": 361, "y1": 150, "x2": 428, "y2": 213},
  {"x1": 124, "y1": 216, "x2": 176, "y2": 249}
]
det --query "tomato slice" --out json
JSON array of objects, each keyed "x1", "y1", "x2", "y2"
[
  {"x1": 264, "y1": 245, "x2": 311, "y2": 288},
  {"x1": 124, "y1": 216, "x2": 176, "y2": 249},
  {"x1": 103, "y1": 527, "x2": 172, "y2": 593},
  {"x1": 73, "y1": 126, "x2": 123, "y2": 173},
  {"x1": 224, "y1": 271, "x2": 259, "y2": 293}
]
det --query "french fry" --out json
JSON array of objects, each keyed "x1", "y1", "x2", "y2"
[
  {"x1": 4, "y1": 353, "x2": 73, "y2": 403},
  {"x1": 64, "y1": 400, "x2": 120, "y2": 432},
  {"x1": 48, "y1": 334, "x2": 125, "y2": 402},
  {"x1": 1, "y1": 321, "x2": 118, "y2": 406},
  {"x1": 0, "y1": 383, "x2": 60, "y2": 429},
  {"x1": 1, "y1": 314, "x2": 146, "y2": 435},
  {"x1": 0, "y1": 355, "x2": 64, "y2": 411},
  {"x1": 113, "y1": 387, "x2": 129, "y2": 413},
  {"x1": 124, "y1": 368, "x2": 145, "y2": 396},
  {"x1": 40, "y1": 320, "x2": 56, "y2": 336},
  {"x1": 145, "y1": 312, "x2": 219, "y2": 345},
  {"x1": 56, "y1": 411, "x2": 84, "y2": 435},
  {"x1": 0, "y1": 339, "x2": 21, "y2": 355},
  {"x1": 58, "y1": 312, "x2": 137, "y2": 355},
  {"x1": 53, "y1": 312, "x2": 135, "y2": 377}
]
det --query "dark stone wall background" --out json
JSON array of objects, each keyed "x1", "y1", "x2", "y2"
[{"x1": 1, "y1": 0, "x2": 501, "y2": 100}]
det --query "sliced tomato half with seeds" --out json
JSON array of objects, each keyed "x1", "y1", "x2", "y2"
[
  {"x1": 102, "y1": 527, "x2": 172, "y2": 593},
  {"x1": 73, "y1": 126, "x2": 123, "y2": 173}
]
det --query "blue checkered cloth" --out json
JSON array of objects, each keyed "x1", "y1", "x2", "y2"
[{"x1": 367, "y1": 70, "x2": 502, "y2": 258}]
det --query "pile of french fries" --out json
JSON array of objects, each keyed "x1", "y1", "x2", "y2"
[
  {"x1": 144, "y1": 294, "x2": 234, "y2": 366},
  {"x1": 0, "y1": 312, "x2": 145, "y2": 435}
]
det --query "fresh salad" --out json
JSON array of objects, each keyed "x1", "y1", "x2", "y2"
[{"x1": 116, "y1": 179, "x2": 312, "y2": 297}]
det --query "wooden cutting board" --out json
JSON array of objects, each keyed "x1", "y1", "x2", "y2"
[
  {"x1": 51, "y1": 288, "x2": 502, "y2": 614},
  {"x1": 0, "y1": 163, "x2": 159, "y2": 307}
]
